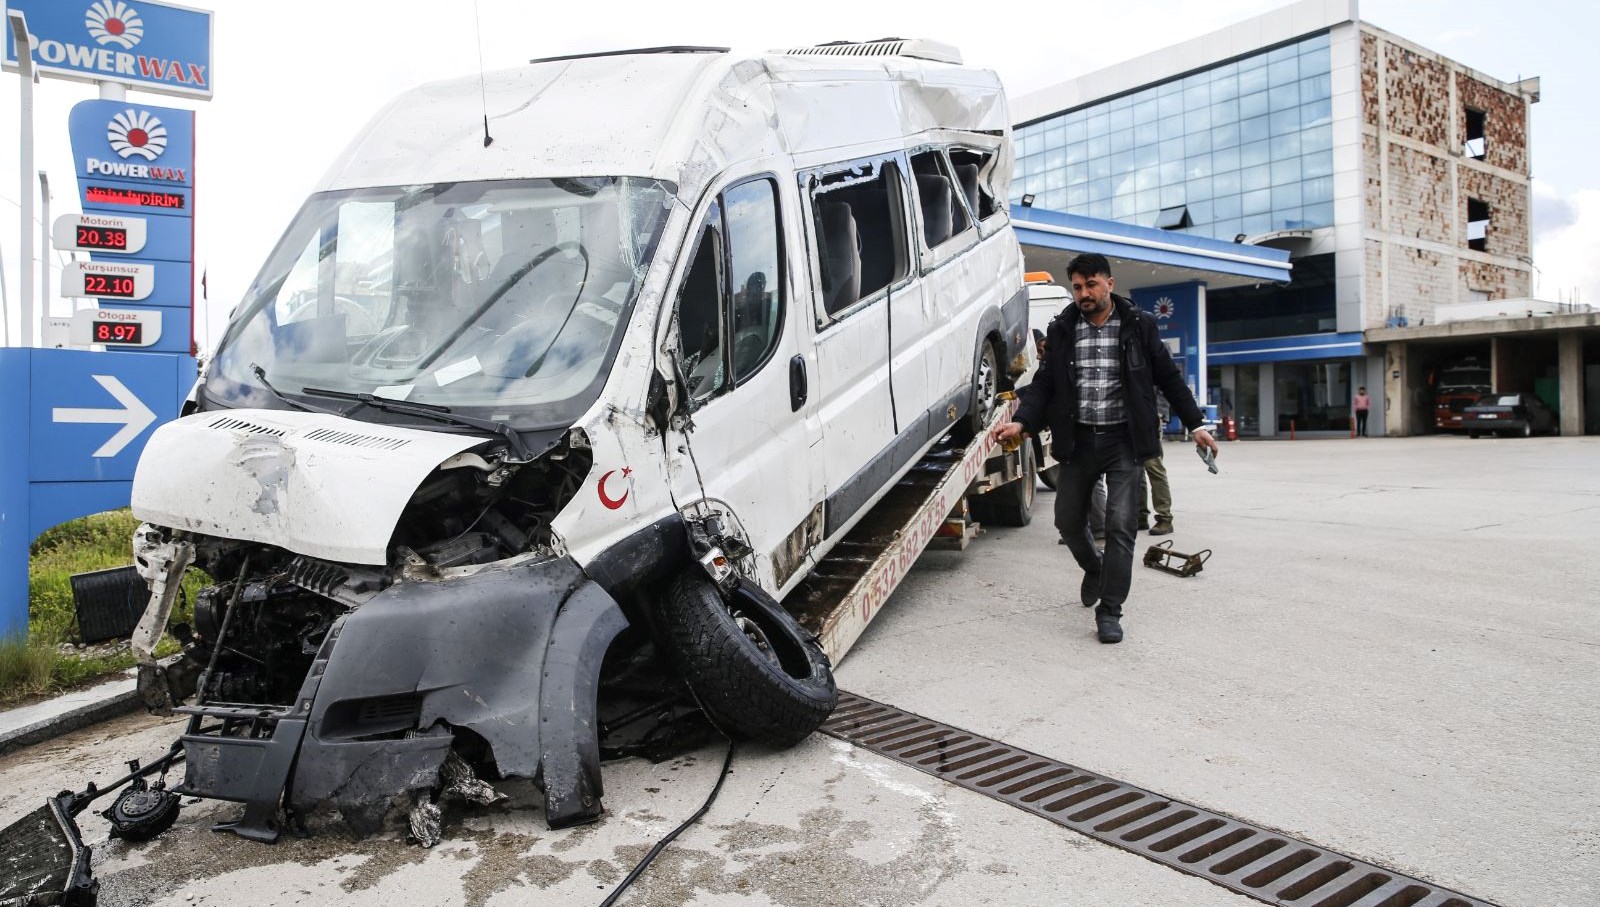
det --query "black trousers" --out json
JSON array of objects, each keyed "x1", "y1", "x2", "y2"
[
  {"x1": 1356, "y1": 409, "x2": 1369, "y2": 436},
  {"x1": 1054, "y1": 424, "x2": 1141, "y2": 617}
]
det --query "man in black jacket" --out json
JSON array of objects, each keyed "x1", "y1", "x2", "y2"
[{"x1": 995, "y1": 253, "x2": 1217, "y2": 643}]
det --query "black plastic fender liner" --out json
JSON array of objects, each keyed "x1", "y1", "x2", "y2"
[
  {"x1": 537, "y1": 580, "x2": 631, "y2": 827},
  {"x1": 288, "y1": 555, "x2": 630, "y2": 829}
]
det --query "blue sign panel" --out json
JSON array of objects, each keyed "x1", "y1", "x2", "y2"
[
  {"x1": 29, "y1": 348, "x2": 187, "y2": 483},
  {"x1": 3, "y1": 0, "x2": 213, "y2": 99},
  {"x1": 0, "y1": 348, "x2": 196, "y2": 637},
  {"x1": 1132, "y1": 282, "x2": 1202, "y2": 405},
  {"x1": 70, "y1": 99, "x2": 195, "y2": 195}
]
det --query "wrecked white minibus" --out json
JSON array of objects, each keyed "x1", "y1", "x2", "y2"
[{"x1": 107, "y1": 40, "x2": 1026, "y2": 846}]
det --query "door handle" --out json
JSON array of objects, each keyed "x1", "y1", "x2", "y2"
[{"x1": 789, "y1": 355, "x2": 807, "y2": 411}]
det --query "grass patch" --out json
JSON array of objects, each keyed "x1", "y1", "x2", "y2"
[{"x1": 3, "y1": 510, "x2": 206, "y2": 707}]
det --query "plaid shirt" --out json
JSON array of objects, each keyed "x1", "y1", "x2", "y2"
[{"x1": 1074, "y1": 313, "x2": 1125, "y2": 425}]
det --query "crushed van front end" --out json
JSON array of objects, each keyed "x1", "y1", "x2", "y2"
[{"x1": 168, "y1": 551, "x2": 627, "y2": 840}]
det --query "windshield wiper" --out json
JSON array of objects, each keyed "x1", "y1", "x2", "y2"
[
  {"x1": 299, "y1": 386, "x2": 533, "y2": 462},
  {"x1": 249, "y1": 363, "x2": 346, "y2": 417}
]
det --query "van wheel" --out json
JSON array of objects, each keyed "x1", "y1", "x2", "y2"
[
  {"x1": 656, "y1": 573, "x2": 836, "y2": 748},
  {"x1": 953, "y1": 341, "x2": 1000, "y2": 442},
  {"x1": 970, "y1": 440, "x2": 1036, "y2": 527}
]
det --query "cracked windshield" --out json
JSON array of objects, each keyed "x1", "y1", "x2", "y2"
[{"x1": 206, "y1": 177, "x2": 672, "y2": 425}]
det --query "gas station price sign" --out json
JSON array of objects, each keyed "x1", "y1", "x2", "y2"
[
  {"x1": 93, "y1": 320, "x2": 145, "y2": 345},
  {"x1": 78, "y1": 225, "x2": 128, "y2": 250},
  {"x1": 83, "y1": 272, "x2": 138, "y2": 298},
  {"x1": 64, "y1": 309, "x2": 163, "y2": 349},
  {"x1": 53, "y1": 214, "x2": 150, "y2": 255},
  {"x1": 61, "y1": 261, "x2": 154, "y2": 301}
]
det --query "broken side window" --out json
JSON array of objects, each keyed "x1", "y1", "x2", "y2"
[
  {"x1": 1464, "y1": 108, "x2": 1487, "y2": 160},
  {"x1": 910, "y1": 148, "x2": 973, "y2": 250},
  {"x1": 675, "y1": 201, "x2": 728, "y2": 401},
  {"x1": 810, "y1": 158, "x2": 909, "y2": 318},
  {"x1": 1467, "y1": 198, "x2": 1490, "y2": 252},
  {"x1": 949, "y1": 148, "x2": 1002, "y2": 221}
]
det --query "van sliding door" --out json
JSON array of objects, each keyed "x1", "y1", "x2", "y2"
[{"x1": 803, "y1": 156, "x2": 919, "y2": 540}]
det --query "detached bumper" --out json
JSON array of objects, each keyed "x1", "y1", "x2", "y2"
[{"x1": 176, "y1": 555, "x2": 628, "y2": 839}]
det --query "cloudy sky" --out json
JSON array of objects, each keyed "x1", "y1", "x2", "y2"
[{"x1": 2, "y1": 0, "x2": 1595, "y2": 349}]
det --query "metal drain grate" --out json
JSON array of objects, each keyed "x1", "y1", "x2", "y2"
[{"x1": 822, "y1": 692, "x2": 1502, "y2": 907}]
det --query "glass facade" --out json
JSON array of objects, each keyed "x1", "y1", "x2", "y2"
[{"x1": 1014, "y1": 32, "x2": 1335, "y2": 240}]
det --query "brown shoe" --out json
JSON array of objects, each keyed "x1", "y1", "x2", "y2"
[{"x1": 1151, "y1": 520, "x2": 1173, "y2": 535}]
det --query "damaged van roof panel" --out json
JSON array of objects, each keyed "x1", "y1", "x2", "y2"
[
  {"x1": 315, "y1": 48, "x2": 1009, "y2": 199},
  {"x1": 131, "y1": 410, "x2": 487, "y2": 565}
]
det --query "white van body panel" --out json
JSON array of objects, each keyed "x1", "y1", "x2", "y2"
[
  {"x1": 168, "y1": 45, "x2": 1023, "y2": 596},
  {"x1": 132, "y1": 410, "x2": 483, "y2": 565},
  {"x1": 315, "y1": 54, "x2": 1012, "y2": 204}
]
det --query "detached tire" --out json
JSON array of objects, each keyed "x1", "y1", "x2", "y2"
[
  {"x1": 657, "y1": 573, "x2": 836, "y2": 748},
  {"x1": 969, "y1": 440, "x2": 1036, "y2": 527}
]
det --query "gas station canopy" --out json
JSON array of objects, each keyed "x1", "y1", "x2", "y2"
[{"x1": 1011, "y1": 205, "x2": 1292, "y2": 292}]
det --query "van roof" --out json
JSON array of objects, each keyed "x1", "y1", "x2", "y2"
[{"x1": 314, "y1": 45, "x2": 1011, "y2": 200}]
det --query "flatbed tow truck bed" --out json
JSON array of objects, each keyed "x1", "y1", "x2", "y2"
[{"x1": 788, "y1": 398, "x2": 1029, "y2": 664}]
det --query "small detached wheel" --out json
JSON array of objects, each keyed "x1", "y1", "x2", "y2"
[{"x1": 656, "y1": 573, "x2": 837, "y2": 748}]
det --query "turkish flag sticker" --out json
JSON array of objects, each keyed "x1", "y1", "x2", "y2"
[{"x1": 597, "y1": 467, "x2": 633, "y2": 510}]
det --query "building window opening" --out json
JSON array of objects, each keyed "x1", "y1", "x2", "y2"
[
  {"x1": 1464, "y1": 108, "x2": 1487, "y2": 160},
  {"x1": 1155, "y1": 204, "x2": 1192, "y2": 230},
  {"x1": 1467, "y1": 198, "x2": 1490, "y2": 252}
]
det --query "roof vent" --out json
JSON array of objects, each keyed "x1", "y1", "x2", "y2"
[{"x1": 771, "y1": 38, "x2": 963, "y2": 65}]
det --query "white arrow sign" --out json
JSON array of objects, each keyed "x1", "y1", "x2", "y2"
[{"x1": 52, "y1": 375, "x2": 158, "y2": 458}]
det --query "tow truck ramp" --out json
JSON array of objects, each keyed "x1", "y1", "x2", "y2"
[{"x1": 787, "y1": 398, "x2": 1026, "y2": 665}]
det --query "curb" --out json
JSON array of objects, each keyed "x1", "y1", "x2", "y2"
[{"x1": 0, "y1": 676, "x2": 142, "y2": 758}]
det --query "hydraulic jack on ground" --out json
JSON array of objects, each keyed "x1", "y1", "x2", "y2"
[{"x1": 1142, "y1": 540, "x2": 1211, "y2": 578}]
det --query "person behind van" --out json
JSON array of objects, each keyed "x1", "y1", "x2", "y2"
[
  {"x1": 1137, "y1": 396, "x2": 1174, "y2": 536},
  {"x1": 994, "y1": 253, "x2": 1217, "y2": 644}
]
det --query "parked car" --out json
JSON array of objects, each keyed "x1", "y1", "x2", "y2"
[
  {"x1": 1463, "y1": 393, "x2": 1558, "y2": 438},
  {"x1": 124, "y1": 40, "x2": 1029, "y2": 839}
]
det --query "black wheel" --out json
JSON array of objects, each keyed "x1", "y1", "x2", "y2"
[
  {"x1": 1520, "y1": 422, "x2": 1532, "y2": 438},
  {"x1": 953, "y1": 341, "x2": 1000, "y2": 442},
  {"x1": 656, "y1": 573, "x2": 836, "y2": 748},
  {"x1": 970, "y1": 441, "x2": 1036, "y2": 527},
  {"x1": 1468, "y1": 432, "x2": 1480, "y2": 439}
]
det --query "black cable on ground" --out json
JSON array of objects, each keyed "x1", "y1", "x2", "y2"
[{"x1": 598, "y1": 737, "x2": 737, "y2": 907}]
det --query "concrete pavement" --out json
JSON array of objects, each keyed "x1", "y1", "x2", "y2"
[{"x1": 0, "y1": 434, "x2": 1593, "y2": 906}]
